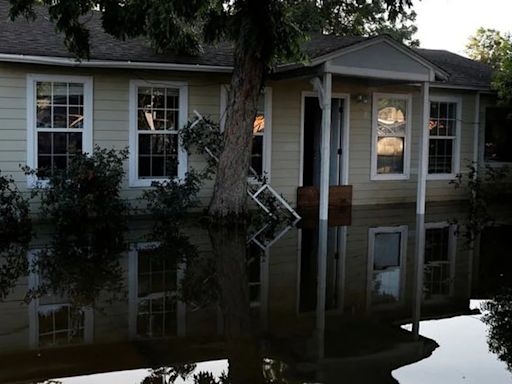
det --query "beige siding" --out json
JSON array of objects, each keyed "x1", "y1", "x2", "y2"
[{"x1": 0, "y1": 62, "x2": 483, "y2": 210}]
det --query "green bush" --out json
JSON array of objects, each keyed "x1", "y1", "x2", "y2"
[
  {"x1": 29, "y1": 147, "x2": 129, "y2": 306},
  {"x1": 0, "y1": 172, "x2": 32, "y2": 298}
]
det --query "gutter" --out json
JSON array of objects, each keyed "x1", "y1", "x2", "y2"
[{"x1": 0, "y1": 53, "x2": 233, "y2": 73}]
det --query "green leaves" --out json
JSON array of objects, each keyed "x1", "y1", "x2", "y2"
[
  {"x1": 286, "y1": 0, "x2": 417, "y2": 47},
  {"x1": 29, "y1": 146, "x2": 130, "y2": 307},
  {"x1": 0, "y1": 171, "x2": 32, "y2": 299},
  {"x1": 466, "y1": 28, "x2": 512, "y2": 106}
]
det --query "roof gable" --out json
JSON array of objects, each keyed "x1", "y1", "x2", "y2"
[{"x1": 314, "y1": 36, "x2": 448, "y2": 82}]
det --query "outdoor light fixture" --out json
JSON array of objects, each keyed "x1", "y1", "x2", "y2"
[{"x1": 353, "y1": 94, "x2": 369, "y2": 104}]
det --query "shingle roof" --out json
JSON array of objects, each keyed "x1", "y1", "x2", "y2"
[{"x1": 0, "y1": 2, "x2": 493, "y2": 89}]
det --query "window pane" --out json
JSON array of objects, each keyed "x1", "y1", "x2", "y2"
[
  {"x1": 68, "y1": 106, "x2": 84, "y2": 128},
  {"x1": 138, "y1": 156, "x2": 151, "y2": 178},
  {"x1": 251, "y1": 135, "x2": 263, "y2": 176},
  {"x1": 153, "y1": 110, "x2": 166, "y2": 130},
  {"x1": 377, "y1": 98, "x2": 406, "y2": 136},
  {"x1": 138, "y1": 87, "x2": 152, "y2": 108},
  {"x1": 68, "y1": 83, "x2": 84, "y2": 105},
  {"x1": 53, "y1": 133, "x2": 67, "y2": 154},
  {"x1": 36, "y1": 82, "x2": 52, "y2": 103},
  {"x1": 254, "y1": 113, "x2": 265, "y2": 135},
  {"x1": 152, "y1": 88, "x2": 165, "y2": 108},
  {"x1": 166, "y1": 89, "x2": 179, "y2": 109},
  {"x1": 53, "y1": 82, "x2": 68, "y2": 105},
  {"x1": 374, "y1": 232, "x2": 401, "y2": 269},
  {"x1": 37, "y1": 133, "x2": 83, "y2": 177},
  {"x1": 165, "y1": 110, "x2": 178, "y2": 130},
  {"x1": 53, "y1": 106, "x2": 67, "y2": 128},
  {"x1": 139, "y1": 134, "x2": 151, "y2": 155},
  {"x1": 138, "y1": 110, "x2": 151, "y2": 130},
  {"x1": 37, "y1": 104, "x2": 52, "y2": 128},
  {"x1": 38, "y1": 132, "x2": 52, "y2": 154},
  {"x1": 428, "y1": 139, "x2": 453, "y2": 174},
  {"x1": 138, "y1": 133, "x2": 178, "y2": 178},
  {"x1": 68, "y1": 132, "x2": 83, "y2": 153},
  {"x1": 377, "y1": 137, "x2": 404, "y2": 174}
]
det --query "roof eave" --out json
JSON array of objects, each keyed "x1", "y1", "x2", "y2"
[{"x1": 0, "y1": 53, "x2": 234, "y2": 73}]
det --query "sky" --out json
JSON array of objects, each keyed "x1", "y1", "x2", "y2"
[{"x1": 413, "y1": 0, "x2": 512, "y2": 56}]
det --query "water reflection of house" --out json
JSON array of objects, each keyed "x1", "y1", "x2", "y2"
[{"x1": 0, "y1": 203, "x2": 499, "y2": 383}]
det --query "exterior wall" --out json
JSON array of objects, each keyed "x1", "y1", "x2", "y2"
[
  {"x1": 0, "y1": 63, "x2": 229, "y2": 212},
  {"x1": 0, "y1": 62, "x2": 485, "y2": 210}
]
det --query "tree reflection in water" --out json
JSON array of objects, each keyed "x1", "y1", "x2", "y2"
[{"x1": 483, "y1": 290, "x2": 512, "y2": 372}]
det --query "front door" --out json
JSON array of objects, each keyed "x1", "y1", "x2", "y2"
[{"x1": 302, "y1": 96, "x2": 345, "y2": 187}]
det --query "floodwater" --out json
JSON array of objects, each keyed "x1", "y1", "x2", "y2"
[{"x1": 0, "y1": 202, "x2": 511, "y2": 384}]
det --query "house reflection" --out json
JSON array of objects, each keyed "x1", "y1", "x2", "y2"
[{"x1": 0, "y1": 203, "x2": 508, "y2": 383}]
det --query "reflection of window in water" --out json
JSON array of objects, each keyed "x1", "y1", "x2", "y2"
[
  {"x1": 136, "y1": 248, "x2": 178, "y2": 338},
  {"x1": 369, "y1": 227, "x2": 407, "y2": 306},
  {"x1": 247, "y1": 243, "x2": 263, "y2": 308},
  {"x1": 38, "y1": 298, "x2": 85, "y2": 347},
  {"x1": 424, "y1": 225, "x2": 454, "y2": 299}
]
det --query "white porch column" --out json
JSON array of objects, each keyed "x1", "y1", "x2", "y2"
[
  {"x1": 319, "y1": 72, "x2": 332, "y2": 221},
  {"x1": 412, "y1": 214, "x2": 425, "y2": 339},
  {"x1": 416, "y1": 82, "x2": 430, "y2": 214}
]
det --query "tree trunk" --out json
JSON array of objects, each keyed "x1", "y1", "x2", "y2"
[{"x1": 208, "y1": 36, "x2": 266, "y2": 219}]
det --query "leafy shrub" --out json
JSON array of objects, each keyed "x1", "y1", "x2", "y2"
[
  {"x1": 452, "y1": 164, "x2": 512, "y2": 243},
  {"x1": 29, "y1": 147, "x2": 129, "y2": 306},
  {"x1": 0, "y1": 172, "x2": 32, "y2": 298}
]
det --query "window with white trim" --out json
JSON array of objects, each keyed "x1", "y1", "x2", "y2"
[
  {"x1": 368, "y1": 226, "x2": 407, "y2": 306},
  {"x1": 27, "y1": 75, "x2": 93, "y2": 182},
  {"x1": 428, "y1": 100, "x2": 460, "y2": 176},
  {"x1": 129, "y1": 81, "x2": 188, "y2": 187},
  {"x1": 371, "y1": 93, "x2": 411, "y2": 180}
]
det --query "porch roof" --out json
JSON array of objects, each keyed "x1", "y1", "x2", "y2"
[{"x1": 0, "y1": 3, "x2": 493, "y2": 90}]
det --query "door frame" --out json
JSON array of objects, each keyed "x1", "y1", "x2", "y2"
[{"x1": 299, "y1": 91, "x2": 350, "y2": 187}]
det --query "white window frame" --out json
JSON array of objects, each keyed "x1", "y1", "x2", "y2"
[
  {"x1": 129, "y1": 80, "x2": 188, "y2": 187},
  {"x1": 367, "y1": 225, "x2": 408, "y2": 309},
  {"x1": 220, "y1": 85, "x2": 272, "y2": 182},
  {"x1": 423, "y1": 222, "x2": 457, "y2": 300},
  {"x1": 371, "y1": 92, "x2": 412, "y2": 181},
  {"x1": 427, "y1": 96, "x2": 462, "y2": 180},
  {"x1": 26, "y1": 74, "x2": 94, "y2": 188}
]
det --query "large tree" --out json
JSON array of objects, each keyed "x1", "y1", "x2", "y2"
[
  {"x1": 466, "y1": 27, "x2": 512, "y2": 105},
  {"x1": 288, "y1": 0, "x2": 419, "y2": 46},
  {"x1": 9, "y1": 0, "x2": 413, "y2": 218}
]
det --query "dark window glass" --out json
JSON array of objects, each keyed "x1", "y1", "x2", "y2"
[
  {"x1": 485, "y1": 107, "x2": 512, "y2": 162},
  {"x1": 428, "y1": 139, "x2": 453, "y2": 174}
]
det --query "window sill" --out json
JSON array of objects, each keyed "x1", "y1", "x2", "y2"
[
  {"x1": 371, "y1": 174, "x2": 410, "y2": 181},
  {"x1": 129, "y1": 177, "x2": 181, "y2": 188},
  {"x1": 27, "y1": 176, "x2": 49, "y2": 189},
  {"x1": 427, "y1": 173, "x2": 457, "y2": 181}
]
